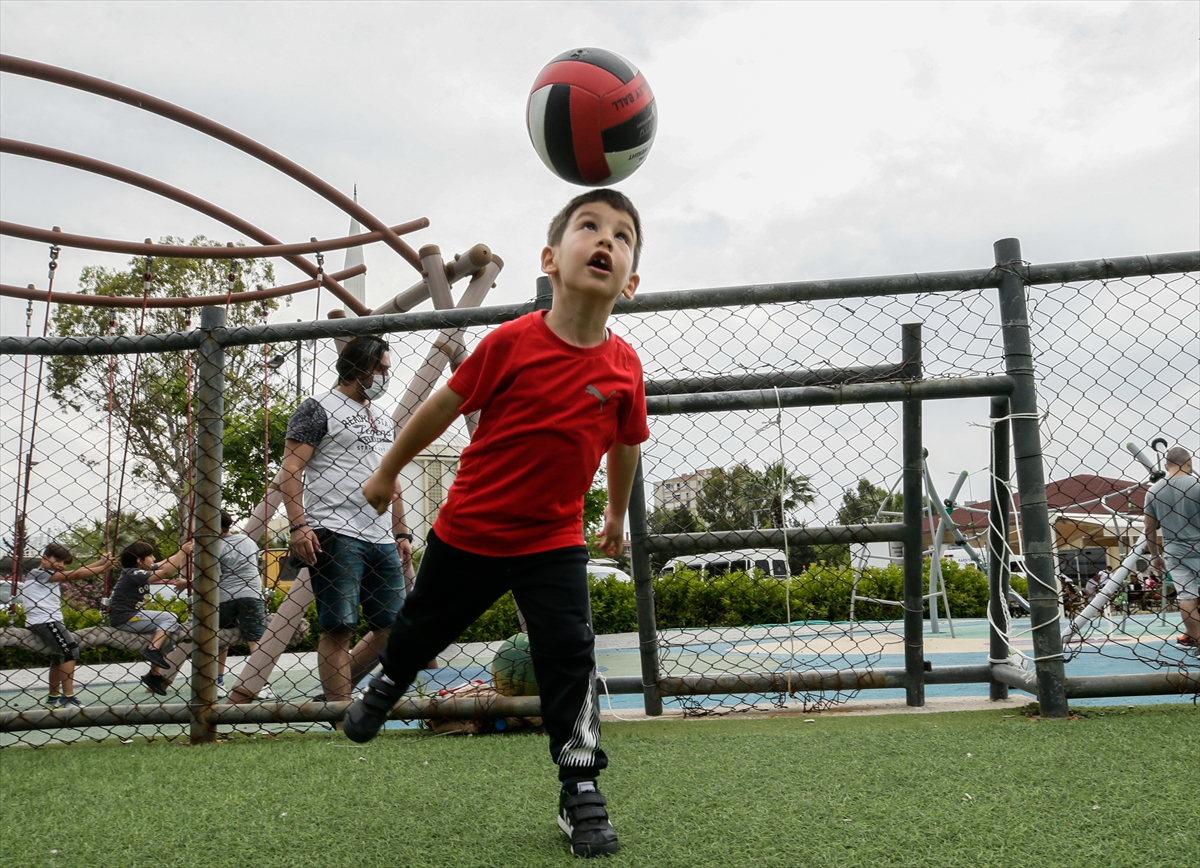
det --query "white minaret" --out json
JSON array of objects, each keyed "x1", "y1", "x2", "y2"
[{"x1": 342, "y1": 184, "x2": 367, "y2": 307}]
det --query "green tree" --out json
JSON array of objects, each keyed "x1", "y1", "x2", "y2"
[
  {"x1": 648, "y1": 505, "x2": 705, "y2": 536},
  {"x1": 47, "y1": 240, "x2": 288, "y2": 530},
  {"x1": 697, "y1": 462, "x2": 814, "y2": 532},
  {"x1": 836, "y1": 478, "x2": 899, "y2": 525},
  {"x1": 55, "y1": 510, "x2": 181, "y2": 612}
]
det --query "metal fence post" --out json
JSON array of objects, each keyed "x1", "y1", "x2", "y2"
[
  {"x1": 988, "y1": 396, "x2": 1012, "y2": 701},
  {"x1": 190, "y1": 306, "x2": 225, "y2": 743},
  {"x1": 901, "y1": 323, "x2": 925, "y2": 706},
  {"x1": 994, "y1": 238, "x2": 1068, "y2": 718},
  {"x1": 535, "y1": 275, "x2": 553, "y2": 311},
  {"x1": 628, "y1": 455, "x2": 663, "y2": 716}
]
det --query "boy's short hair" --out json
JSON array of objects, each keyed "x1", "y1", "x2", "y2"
[
  {"x1": 220, "y1": 511, "x2": 234, "y2": 531},
  {"x1": 121, "y1": 541, "x2": 157, "y2": 569},
  {"x1": 335, "y1": 336, "x2": 390, "y2": 386},
  {"x1": 43, "y1": 543, "x2": 73, "y2": 563},
  {"x1": 547, "y1": 189, "x2": 644, "y2": 272}
]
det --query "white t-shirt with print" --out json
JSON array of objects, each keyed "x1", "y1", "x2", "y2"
[
  {"x1": 23, "y1": 567, "x2": 62, "y2": 625},
  {"x1": 285, "y1": 390, "x2": 395, "y2": 545}
]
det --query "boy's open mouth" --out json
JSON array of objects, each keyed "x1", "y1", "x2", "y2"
[{"x1": 587, "y1": 251, "x2": 612, "y2": 274}]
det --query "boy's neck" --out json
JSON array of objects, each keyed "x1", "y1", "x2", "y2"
[{"x1": 542, "y1": 294, "x2": 613, "y2": 348}]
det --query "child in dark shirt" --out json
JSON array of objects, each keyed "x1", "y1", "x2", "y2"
[
  {"x1": 347, "y1": 189, "x2": 649, "y2": 857},
  {"x1": 111, "y1": 539, "x2": 194, "y2": 696}
]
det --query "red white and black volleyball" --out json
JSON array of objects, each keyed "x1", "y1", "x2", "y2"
[{"x1": 527, "y1": 47, "x2": 657, "y2": 187}]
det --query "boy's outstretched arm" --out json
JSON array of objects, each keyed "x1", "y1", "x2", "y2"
[
  {"x1": 595, "y1": 442, "x2": 640, "y2": 558},
  {"x1": 364, "y1": 384, "x2": 466, "y2": 514},
  {"x1": 48, "y1": 555, "x2": 115, "y2": 583}
]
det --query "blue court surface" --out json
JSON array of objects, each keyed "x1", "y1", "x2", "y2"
[{"x1": 378, "y1": 615, "x2": 1198, "y2": 730}]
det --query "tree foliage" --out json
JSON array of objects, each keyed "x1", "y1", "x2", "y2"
[
  {"x1": 46, "y1": 240, "x2": 290, "y2": 527},
  {"x1": 696, "y1": 461, "x2": 814, "y2": 532},
  {"x1": 836, "y1": 478, "x2": 900, "y2": 525}
]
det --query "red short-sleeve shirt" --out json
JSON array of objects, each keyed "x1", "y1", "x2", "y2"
[{"x1": 433, "y1": 311, "x2": 650, "y2": 555}]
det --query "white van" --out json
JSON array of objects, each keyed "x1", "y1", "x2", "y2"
[
  {"x1": 659, "y1": 549, "x2": 789, "y2": 579},
  {"x1": 586, "y1": 560, "x2": 632, "y2": 582}
]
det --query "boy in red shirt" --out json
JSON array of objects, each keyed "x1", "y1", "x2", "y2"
[{"x1": 347, "y1": 189, "x2": 648, "y2": 857}]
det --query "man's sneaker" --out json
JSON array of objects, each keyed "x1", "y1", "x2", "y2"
[
  {"x1": 141, "y1": 672, "x2": 169, "y2": 696},
  {"x1": 342, "y1": 672, "x2": 403, "y2": 743},
  {"x1": 142, "y1": 646, "x2": 169, "y2": 669},
  {"x1": 58, "y1": 695, "x2": 83, "y2": 708},
  {"x1": 259, "y1": 682, "x2": 275, "y2": 700},
  {"x1": 1175, "y1": 635, "x2": 1198, "y2": 649},
  {"x1": 558, "y1": 780, "x2": 619, "y2": 857},
  {"x1": 43, "y1": 694, "x2": 61, "y2": 708}
]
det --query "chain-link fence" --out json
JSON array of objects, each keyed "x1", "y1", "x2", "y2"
[{"x1": 2, "y1": 242, "x2": 1198, "y2": 747}]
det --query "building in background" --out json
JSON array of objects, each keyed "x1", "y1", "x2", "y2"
[{"x1": 652, "y1": 470, "x2": 712, "y2": 514}]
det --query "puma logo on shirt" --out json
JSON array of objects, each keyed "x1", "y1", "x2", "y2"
[{"x1": 586, "y1": 385, "x2": 617, "y2": 407}]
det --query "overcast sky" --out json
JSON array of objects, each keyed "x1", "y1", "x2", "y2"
[{"x1": 2, "y1": 1, "x2": 1197, "y2": 534}]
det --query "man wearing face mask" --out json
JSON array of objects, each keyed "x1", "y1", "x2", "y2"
[{"x1": 281, "y1": 335, "x2": 410, "y2": 703}]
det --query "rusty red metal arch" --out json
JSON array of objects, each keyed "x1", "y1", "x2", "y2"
[
  {"x1": 1, "y1": 219, "x2": 429, "y2": 260},
  {"x1": 0, "y1": 54, "x2": 424, "y2": 275},
  {"x1": 0, "y1": 264, "x2": 365, "y2": 310},
  {"x1": 0, "y1": 138, "x2": 426, "y2": 315}
]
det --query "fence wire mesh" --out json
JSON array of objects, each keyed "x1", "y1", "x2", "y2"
[
  {"x1": 1023, "y1": 274, "x2": 1200, "y2": 677},
  {"x1": 2, "y1": 257, "x2": 1197, "y2": 747}
]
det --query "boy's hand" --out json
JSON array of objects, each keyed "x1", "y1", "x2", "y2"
[
  {"x1": 593, "y1": 507, "x2": 626, "y2": 558},
  {"x1": 363, "y1": 470, "x2": 398, "y2": 516},
  {"x1": 180, "y1": 540, "x2": 195, "y2": 556},
  {"x1": 173, "y1": 579, "x2": 189, "y2": 590}
]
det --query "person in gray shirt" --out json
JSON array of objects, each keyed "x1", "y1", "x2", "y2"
[
  {"x1": 1144, "y1": 446, "x2": 1200, "y2": 651},
  {"x1": 216, "y1": 511, "x2": 267, "y2": 693}
]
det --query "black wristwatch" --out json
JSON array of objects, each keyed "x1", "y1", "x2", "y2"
[{"x1": 395, "y1": 533, "x2": 413, "y2": 542}]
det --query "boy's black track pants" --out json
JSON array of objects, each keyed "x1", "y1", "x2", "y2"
[{"x1": 380, "y1": 529, "x2": 607, "y2": 779}]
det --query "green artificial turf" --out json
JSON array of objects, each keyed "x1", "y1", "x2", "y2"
[{"x1": 1, "y1": 704, "x2": 1197, "y2": 867}]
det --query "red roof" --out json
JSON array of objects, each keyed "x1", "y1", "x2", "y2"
[{"x1": 926, "y1": 474, "x2": 1149, "y2": 535}]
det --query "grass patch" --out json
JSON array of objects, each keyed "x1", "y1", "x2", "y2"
[{"x1": 1, "y1": 704, "x2": 1197, "y2": 867}]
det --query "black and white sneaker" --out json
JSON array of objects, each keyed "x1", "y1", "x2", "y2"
[
  {"x1": 342, "y1": 672, "x2": 403, "y2": 743},
  {"x1": 142, "y1": 646, "x2": 169, "y2": 670},
  {"x1": 141, "y1": 672, "x2": 169, "y2": 696},
  {"x1": 559, "y1": 780, "x2": 619, "y2": 857}
]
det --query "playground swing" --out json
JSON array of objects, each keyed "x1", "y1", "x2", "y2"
[{"x1": 6, "y1": 243, "x2": 61, "y2": 614}]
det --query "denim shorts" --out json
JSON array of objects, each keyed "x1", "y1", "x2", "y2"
[
  {"x1": 310, "y1": 528, "x2": 405, "y2": 633},
  {"x1": 219, "y1": 597, "x2": 268, "y2": 643}
]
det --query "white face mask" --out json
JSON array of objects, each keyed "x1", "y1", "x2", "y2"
[{"x1": 360, "y1": 374, "x2": 389, "y2": 402}]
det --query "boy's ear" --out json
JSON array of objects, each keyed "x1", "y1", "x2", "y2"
[
  {"x1": 540, "y1": 245, "x2": 559, "y2": 277},
  {"x1": 620, "y1": 272, "x2": 640, "y2": 300}
]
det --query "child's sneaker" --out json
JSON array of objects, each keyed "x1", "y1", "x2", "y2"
[
  {"x1": 558, "y1": 780, "x2": 619, "y2": 857},
  {"x1": 1175, "y1": 635, "x2": 1198, "y2": 649},
  {"x1": 58, "y1": 695, "x2": 83, "y2": 708},
  {"x1": 43, "y1": 694, "x2": 61, "y2": 709},
  {"x1": 142, "y1": 646, "x2": 169, "y2": 669},
  {"x1": 141, "y1": 672, "x2": 169, "y2": 696},
  {"x1": 343, "y1": 672, "x2": 403, "y2": 743},
  {"x1": 259, "y1": 682, "x2": 275, "y2": 700}
]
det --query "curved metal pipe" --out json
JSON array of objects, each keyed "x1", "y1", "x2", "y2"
[
  {"x1": 1, "y1": 218, "x2": 428, "y2": 259},
  {"x1": 0, "y1": 54, "x2": 423, "y2": 271},
  {"x1": 0, "y1": 138, "x2": 377, "y2": 314},
  {"x1": 0, "y1": 264, "x2": 365, "y2": 309}
]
